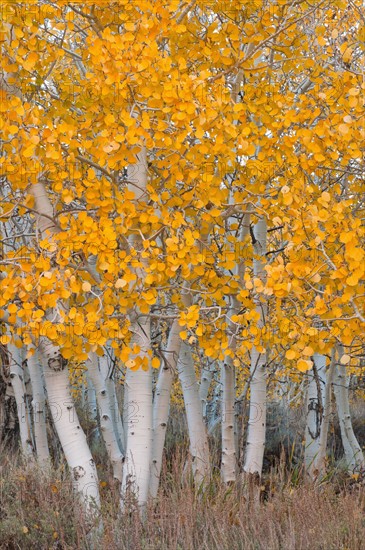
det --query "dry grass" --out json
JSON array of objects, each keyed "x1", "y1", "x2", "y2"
[{"x1": 0, "y1": 449, "x2": 364, "y2": 550}]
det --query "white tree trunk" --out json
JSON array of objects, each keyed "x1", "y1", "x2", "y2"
[
  {"x1": 243, "y1": 216, "x2": 267, "y2": 476},
  {"x1": 8, "y1": 345, "x2": 34, "y2": 458},
  {"x1": 85, "y1": 370, "x2": 98, "y2": 423},
  {"x1": 333, "y1": 347, "x2": 365, "y2": 472},
  {"x1": 221, "y1": 353, "x2": 237, "y2": 483},
  {"x1": 31, "y1": 182, "x2": 101, "y2": 519},
  {"x1": 27, "y1": 351, "x2": 49, "y2": 463},
  {"x1": 99, "y1": 352, "x2": 125, "y2": 454},
  {"x1": 87, "y1": 353, "x2": 124, "y2": 481},
  {"x1": 149, "y1": 319, "x2": 181, "y2": 498},
  {"x1": 199, "y1": 361, "x2": 213, "y2": 421},
  {"x1": 313, "y1": 350, "x2": 336, "y2": 476},
  {"x1": 121, "y1": 143, "x2": 154, "y2": 509},
  {"x1": 41, "y1": 340, "x2": 101, "y2": 514},
  {"x1": 304, "y1": 353, "x2": 327, "y2": 477},
  {"x1": 121, "y1": 315, "x2": 153, "y2": 509},
  {"x1": 177, "y1": 342, "x2": 210, "y2": 485}
]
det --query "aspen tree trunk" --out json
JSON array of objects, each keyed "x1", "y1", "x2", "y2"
[
  {"x1": 27, "y1": 351, "x2": 49, "y2": 463},
  {"x1": 31, "y1": 182, "x2": 101, "y2": 517},
  {"x1": 243, "y1": 216, "x2": 267, "y2": 476},
  {"x1": 121, "y1": 145, "x2": 153, "y2": 509},
  {"x1": 313, "y1": 350, "x2": 336, "y2": 476},
  {"x1": 150, "y1": 318, "x2": 181, "y2": 498},
  {"x1": 333, "y1": 346, "x2": 365, "y2": 472},
  {"x1": 304, "y1": 353, "x2": 327, "y2": 477},
  {"x1": 121, "y1": 315, "x2": 153, "y2": 508},
  {"x1": 221, "y1": 349, "x2": 237, "y2": 483},
  {"x1": 220, "y1": 70, "x2": 246, "y2": 484},
  {"x1": 85, "y1": 370, "x2": 98, "y2": 423},
  {"x1": 177, "y1": 342, "x2": 210, "y2": 485},
  {"x1": 99, "y1": 353, "x2": 125, "y2": 454},
  {"x1": 41, "y1": 340, "x2": 100, "y2": 513},
  {"x1": 199, "y1": 360, "x2": 213, "y2": 421},
  {"x1": 222, "y1": 209, "x2": 250, "y2": 482},
  {"x1": 7, "y1": 345, "x2": 34, "y2": 457},
  {"x1": 87, "y1": 353, "x2": 124, "y2": 481}
]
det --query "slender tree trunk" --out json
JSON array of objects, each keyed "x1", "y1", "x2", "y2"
[
  {"x1": 333, "y1": 346, "x2": 365, "y2": 472},
  {"x1": 7, "y1": 345, "x2": 34, "y2": 458},
  {"x1": 27, "y1": 351, "x2": 49, "y2": 463},
  {"x1": 304, "y1": 353, "x2": 327, "y2": 477},
  {"x1": 88, "y1": 353, "x2": 124, "y2": 481},
  {"x1": 177, "y1": 342, "x2": 210, "y2": 485},
  {"x1": 99, "y1": 352, "x2": 125, "y2": 454},
  {"x1": 314, "y1": 350, "x2": 336, "y2": 476},
  {"x1": 221, "y1": 352, "x2": 236, "y2": 483},
  {"x1": 149, "y1": 318, "x2": 182, "y2": 498},
  {"x1": 199, "y1": 361, "x2": 213, "y2": 421},
  {"x1": 86, "y1": 370, "x2": 98, "y2": 423},
  {"x1": 243, "y1": 216, "x2": 267, "y2": 476}
]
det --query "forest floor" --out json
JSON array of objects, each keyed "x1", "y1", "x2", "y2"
[{"x1": 1, "y1": 446, "x2": 364, "y2": 550}]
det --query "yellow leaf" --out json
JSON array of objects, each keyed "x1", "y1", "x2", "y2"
[
  {"x1": 82, "y1": 282, "x2": 91, "y2": 292},
  {"x1": 339, "y1": 232, "x2": 352, "y2": 243},
  {"x1": 179, "y1": 330, "x2": 188, "y2": 340},
  {"x1": 346, "y1": 274, "x2": 358, "y2": 286},
  {"x1": 151, "y1": 357, "x2": 160, "y2": 369},
  {"x1": 115, "y1": 278, "x2": 127, "y2": 289},
  {"x1": 297, "y1": 359, "x2": 313, "y2": 372},
  {"x1": 340, "y1": 354, "x2": 350, "y2": 365},
  {"x1": 285, "y1": 349, "x2": 296, "y2": 360}
]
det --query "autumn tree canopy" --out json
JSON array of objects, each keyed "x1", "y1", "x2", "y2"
[{"x1": 0, "y1": 0, "x2": 364, "y2": 521}]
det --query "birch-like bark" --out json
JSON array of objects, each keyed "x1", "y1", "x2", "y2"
[
  {"x1": 333, "y1": 346, "x2": 365, "y2": 472},
  {"x1": 243, "y1": 216, "x2": 267, "y2": 476},
  {"x1": 177, "y1": 342, "x2": 210, "y2": 485},
  {"x1": 41, "y1": 340, "x2": 100, "y2": 512},
  {"x1": 31, "y1": 182, "x2": 101, "y2": 516},
  {"x1": 314, "y1": 350, "x2": 336, "y2": 476},
  {"x1": 149, "y1": 318, "x2": 181, "y2": 498},
  {"x1": 7, "y1": 345, "x2": 34, "y2": 458},
  {"x1": 199, "y1": 360, "x2": 213, "y2": 421},
  {"x1": 87, "y1": 353, "x2": 124, "y2": 481},
  {"x1": 220, "y1": 70, "x2": 246, "y2": 484},
  {"x1": 98, "y1": 352, "x2": 125, "y2": 454},
  {"x1": 121, "y1": 315, "x2": 153, "y2": 508},
  {"x1": 27, "y1": 351, "x2": 50, "y2": 463},
  {"x1": 121, "y1": 145, "x2": 153, "y2": 509},
  {"x1": 85, "y1": 370, "x2": 98, "y2": 423},
  {"x1": 221, "y1": 350, "x2": 236, "y2": 482},
  {"x1": 304, "y1": 353, "x2": 327, "y2": 477}
]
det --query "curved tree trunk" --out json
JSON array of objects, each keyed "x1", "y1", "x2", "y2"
[
  {"x1": 31, "y1": 182, "x2": 101, "y2": 522},
  {"x1": 41, "y1": 340, "x2": 100, "y2": 514}
]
